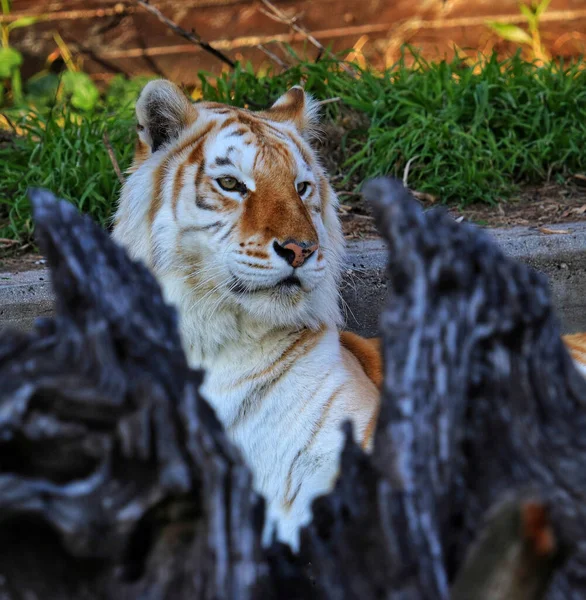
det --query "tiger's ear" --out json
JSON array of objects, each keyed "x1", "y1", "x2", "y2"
[
  {"x1": 135, "y1": 79, "x2": 197, "y2": 152},
  {"x1": 263, "y1": 86, "x2": 320, "y2": 139}
]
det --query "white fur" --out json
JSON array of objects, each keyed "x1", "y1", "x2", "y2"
[
  {"x1": 573, "y1": 357, "x2": 586, "y2": 379},
  {"x1": 113, "y1": 84, "x2": 379, "y2": 550}
]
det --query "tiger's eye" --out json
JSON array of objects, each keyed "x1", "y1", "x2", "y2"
[
  {"x1": 296, "y1": 181, "x2": 309, "y2": 196},
  {"x1": 217, "y1": 176, "x2": 241, "y2": 191}
]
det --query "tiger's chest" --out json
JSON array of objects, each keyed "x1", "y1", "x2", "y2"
[
  {"x1": 195, "y1": 328, "x2": 348, "y2": 461},
  {"x1": 189, "y1": 328, "x2": 379, "y2": 547}
]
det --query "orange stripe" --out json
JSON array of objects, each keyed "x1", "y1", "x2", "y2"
[
  {"x1": 236, "y1": 329, "x2": 322, "y2": 386},
  {"x1": 235, "y1": 329, "x2": 325, "y2": 424},
  {"x1": 239, "y1": 262, "x2": 271, "y2": 269},
  {"x1": 186, "y1": 128, "x2": 212, "y2": 165},
  {"x1": 174, "y1": 122, "x2": 215, "y2": 164},
  {"x1": 319, "y1": 175, "x2": 330, "y2": 215},
  {"x1": 243, "y1": 250, "x2": 269, "y2": 259},
  {"x1": 311, "y1": 383, "x2": 345, "y2": 443},
  {"x1": 171, "y1": 162, "x2": 186, "y2": 219},
  {"x1": 287, "y1": 130, "x2": 313, "y2": 166},
  {"x1": 131, "y1": 138, "x2": 150, "y2": 171},
  {"x1": 282, "y1": 382, "x2": 345, "y2": 511},
  {"x1": 149, "y1": 160, "x2": 168, "y2": 226},
  {"x1": 283, "y1": 449, "x2": 303, "y2": 510},
  {"x1": 563, "y1": 333, "x2": 586, "y2": 366},
  {"x1": 148, "y1": 122, "x2": 216, "y2": 226},
  {"x1": 171, "y1": 132, "x2": 211, "y2": 218},
  {"x1": 298, "y1": 367, "x2": 334, "y2": 416}
]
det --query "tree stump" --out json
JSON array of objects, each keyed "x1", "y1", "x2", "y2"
[{"x1": 0, "y1": 182, "x2": 583, "y2": 598}]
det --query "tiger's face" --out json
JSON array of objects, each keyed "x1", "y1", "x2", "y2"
[{"x1": 113, "y1": 80, "x2": 343, "y2": 331}]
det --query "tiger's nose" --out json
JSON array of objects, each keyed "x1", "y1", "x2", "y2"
[{"x1": 273, "y1": 239, "x2": 319, "y2": 268}]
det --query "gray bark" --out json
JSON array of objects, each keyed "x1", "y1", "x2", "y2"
[{"x1": 0, "y1": 182, "x2": 583, "y2": 598}]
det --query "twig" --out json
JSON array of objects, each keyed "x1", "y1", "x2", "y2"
[
  {"x1": 133, "y1": 0, "x2": 236, "y2": 69},
  {"x1": 0, "y1": 238, "x2": 19, "y2": 248},
  {"x1": 258, "y1": 0, "x2": 356, "y2": 76},
  {"x1": 102, "y1": 132, "x2": 124, "y2": 185},
  {"x1": 403, "y1": 155, "x2": 420, "y2": 186},
  {"x1": 256, "y1": 44, "x2": 289, "y2": 70},
  {"x1": 317, "y1": 97, "x2": 341, "y2": 106}
]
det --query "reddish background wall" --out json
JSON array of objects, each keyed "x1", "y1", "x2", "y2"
[{"x1": 5, "y1": 0, "x2": 586, "y2": 85}]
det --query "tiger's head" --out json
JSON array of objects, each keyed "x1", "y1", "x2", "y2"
[{"x1": 113, "y1": 79, "x2": 344, "y2": 337}]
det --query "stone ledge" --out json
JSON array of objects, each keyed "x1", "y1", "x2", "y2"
[{"x1": 2, "y1": 222, "x2": 586, "y2": 336}]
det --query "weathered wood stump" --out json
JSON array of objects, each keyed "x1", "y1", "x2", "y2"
[{"x1": 0, "y1": 181, "x2": 584, "y2": 598}]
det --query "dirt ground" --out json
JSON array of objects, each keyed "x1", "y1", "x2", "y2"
[
  {"x1": 0, "y1": 253, "x2": 46, "y2": 273},
  {"x1": 339, "y1": 179, "x2": 586, "y2": 240}
]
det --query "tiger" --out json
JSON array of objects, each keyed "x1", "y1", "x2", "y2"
[
  {"x1": 112, "y1": 79, "x2": 381, "y2": 550},
  {"x1": 112, "y1": 78, "x2": 586, "y2": 551}
]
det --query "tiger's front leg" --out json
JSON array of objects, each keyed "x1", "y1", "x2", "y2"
[{"x1": 262, "y1": 448, "x2": 341, "y2": 550}]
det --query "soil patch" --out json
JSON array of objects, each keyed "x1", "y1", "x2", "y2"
[
  {"x1": 338, "y1": 180, "x2": 586, "y2": 240},
  {"x1": 0, "y1": 253, "x2": 46, "y2": 274}
]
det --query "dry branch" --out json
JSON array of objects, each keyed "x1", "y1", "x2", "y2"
[
  {"x1": 363, "y1": 178, "x2": 584, "y2": 598},
  {"x1": 258, "y1": 0, "x2": 356, "y2": 75},
  {"x1": 102, "y1": 131, "x2": 124, "y2": 185},
  {"x1": 256, "y1": 43, "x2": 289, "y2": 70},
  {"x1": 133, "y1": 0, "x2": 236, "y2": 69},
  {"x1": 316, "y1": 97, "x2": 341, "y2": 106}
]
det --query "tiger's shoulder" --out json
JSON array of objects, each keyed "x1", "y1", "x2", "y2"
[
  {"x1": 563, "y1": 333, "x2": 586, "y2": 378},
  {"x1": 340, "y1": 331, "x2": 383, "y2": 389},
  {"x1": 350, "y1": 333, "x2": 586, "y2": 388}
]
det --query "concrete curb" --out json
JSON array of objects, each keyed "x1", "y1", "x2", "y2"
[
  {"x1": 2, "y1": 222, "x2": 586, "y2": 336},
  {"x1": 0, "y1": 269, "x2": 53, "y2": 333}
]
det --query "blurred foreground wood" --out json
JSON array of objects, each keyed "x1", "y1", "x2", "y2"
[{"x1": 0, "y1": 180, "x2": 584, "y2": 598}]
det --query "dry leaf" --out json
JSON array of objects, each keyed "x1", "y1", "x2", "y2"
[
  {"x1": 411, "y1": 190, "x2": 438, "y2": 203},
  {"x1": 538, "y1": 227, "x2": 571, "y2": 235},
  {"x1": 574, "y1": 205, "x2": 586, "y2": 215},
  {"x1": 572, "y1": 174, "x2": 586, "y2": 186}
]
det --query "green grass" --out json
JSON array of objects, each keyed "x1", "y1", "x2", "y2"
[
  {"x1": 0, "y1": 106, "x2": 135, "y2": 242},
  {"x1": 2, "y1": 49, "x2": 586, "y2": 245}
]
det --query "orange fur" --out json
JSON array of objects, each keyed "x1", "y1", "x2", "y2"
[
  {"x1": 339, "y1": 332, "x2": 382, "y2": 449},
  {"x1": 562, "y1": 332, "x2": 586, "y2": 367},
  {"x1": 130, "y1": 137, "x2": 150, "y2": 172},
  {"x1": 340, "y1": 332, "x2": 383, "y2": 389},
  {"x1": 348, "y1": 333, "x2": 586, "y2": 391},
  {"x1": 344, "y1": 330, "x2": 586, "y2": 450}
]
